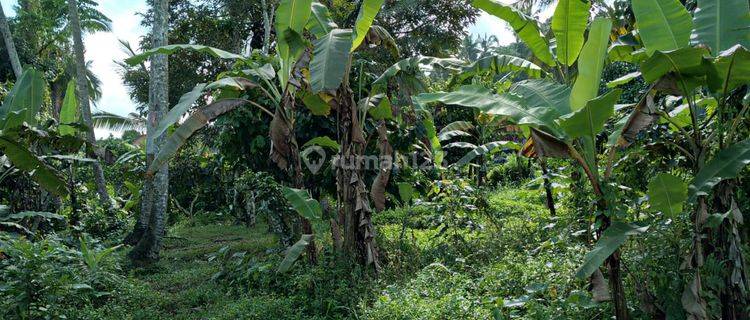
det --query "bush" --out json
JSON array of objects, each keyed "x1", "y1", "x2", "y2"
[
  {"x1": 486, "y1": 154, "x2": 533, "y2": 187},
  {"x1": 0, "y1": 234, "x2": 128, "y2": 319}
]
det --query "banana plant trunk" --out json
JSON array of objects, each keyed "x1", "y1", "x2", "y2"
[
  {"x1": 539, "y1": 158, "x2": 556, "y2": 216},
  {"x1": 68, "y1": 0, "x2": 114, "y2": 212},
  {"x1": 128, "y1": 0, "x2": 169, "y2": 262},
  {"x1": 0, "y1": 4, "x2": 22, "y2": 79}
]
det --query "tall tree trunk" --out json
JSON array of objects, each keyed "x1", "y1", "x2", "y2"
[
  {"x1": 261, "y1": 0, "x2": 272, "y2": 55},
  {"x1": 0, "y1": 4, "x2": 22, "y2": 79},
  {"x1": 128, "y1": 0, "x2": 169, "y2": 262},
  {"x1": 68, "y1": 0, "x2": 113, "y2": 211}
]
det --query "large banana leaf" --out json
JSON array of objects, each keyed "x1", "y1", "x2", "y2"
[
  {"x1": 691, "y1": 0, "x2": 750, "y2": 55},
  {"x1": 452, "y1": 55, "x2": 543, "y2": 84},
  {"x1": 576, "y1": 221, "x2": 649, "y2": 278},
  {"x1": 706, "y1": 45, "x2": 750, "y2": 94},
  {"x1": 453, "y1": 141, "x2": 520, "y2": 167},
  {"x1": 306, "y1": 1, "x2": 338, "y2": 39},
  {"x1": 632, "y1": 0, "x2": 692, "y2": 54},
  {"x1": 1, "y1": 69, "x2": 45, "y2": 130},
  {"x1": 690, "y1": 138, "x2": 750, "y2": 197},
  {"x1": 606, "y1": 71, "x2": 642, "y2": 88},
  {"x1": 473, "y1": 0, "x2": 554, "y2": 66},
  {"x1": 276, "y1": 0, "x2": 313, "y2": 85},
  {"x1": 282, "y1": 187, "x2": 322, "y2": 221},
  {"x1": 422, "y1": 116, "x2": 445, "y2": 168},
  {"x1": 439, "y1": 121, "x2": 475, "y2": 141},
  {"x1": 147, "y1": 99, "x2": 247, "y2": 175},
  {"x1": 510, "y1": 79, "x2": 571, "y2": 115},
  {"x1": 647, "y1": 173, "x2": 688, "y2": 217},
  {"x1": 416, "y1": 85, "x2": 565, "y2": 137},
  {"x1": 59, "y1": 80, "x2": 79, "y2": 136},
  {"x1": 373, "y1": 56, "x2": 465, "y2": 92},
  {"x1": 570, "y1": 18, "x2": 611, "y2": 111},
  {"x1": 302, "y1": 136, "x2": 340, "y2": 150},
  {"x1": 311, "y1": 29, "x2": 353, "y2": 93},
  {"x1": 559, "y1": 89, "x2": 621, "y2": 139},
  {"x1": 125, "y1": 44, "x2": 243, "y2": 66},
  {"x1": 277, "y1": 234, "x2": 313, "y2": 273},
  {"x1": 551, "y1": 0, "x2": 590, "y2": 66},
  {"x1": 0, "y1": 137, "x2": 68, "y2": 196},
  {"x1": 154, "y1": 83, "x2": 207, "y2": 138},
  {"x1": 351, "y1": 0, "x2": 385, "y2": 51},
  {"x1": 640, "y1": 47, "x2": 708, "y2": 83},
  {"x1": 302, "y1": 92, "x2": 332, "y2": 116},
  {"x1": 570, "y1": 18, "x2": 612, "y2": 111}
]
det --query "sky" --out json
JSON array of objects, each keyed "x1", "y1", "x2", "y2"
[{"x1": 1, "y1": 0, "x2": 550, "y2": 137}]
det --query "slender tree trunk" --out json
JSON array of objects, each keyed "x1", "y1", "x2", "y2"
[
  {"x1": 539, "y1": 158, "x2": 556, "y2": 216},
  {"x1": 0, "y1": 5, "x2": 22, "y2": 79},
  {"x1": 261, "y1": 0, "x2": 272, "y2": 55},
  {"x1": 128, "y1": 0, "x2": 169, "y2": 262},
  {"x1": 68, "y1": 0, "x2": 114, "y2": 211}
]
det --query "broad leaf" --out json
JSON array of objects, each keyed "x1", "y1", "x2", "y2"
[
  {"x1": 647, "y1": 173, "x2": 688, "y2": 217},
  {"x1": 0, "y1": 137, "x2": 68, "y2": 196},
  {"x1": 439, "y1": 121, "x2": 475, "y2": 141},
  {"x1": 452, "y1": 54, "x2": 543, "y2": 84},
  {"x1": 282, "y1": 187, "x2": 322, "y2": 221},
  {"x1": 306, "y1": 1, "x2": 338, "y2": 39},
  {"x1": 606, "y1": 72, "x2": 641, "y2": 88},
  {"x1": 511, "y1": 79, "x2": 571, "y2": 115},
  {"x1": 367, "y1": 95, "x2": 393, "y2": 120},
  {"x1": 275, "y1": 0, "x2": 313, "y2": 33},
  {"x1": 277, "y1": 234, "x2": 313, "y2": 273},
  {"x1": 422, "y1": 116, "x2": 445, "y2": 168},
  {"x1": 351, "y1": 0, "x2": 385, "y2": 51},
  {"x1": 5, "y1": 211, "x2": 65, "y2": 221},
  {"x1": 576, "y1": 221, "x2": 649, "y2": 278},
  {"x1": 398, "y1": 183, "x2": 415, "y2": 204},
  {"x1": 302, "y1": 93, "x2": 332, "y2": 116},
  {"x1": 691, "y1": 0, "x2": 750, "y2": 55},
  {"x1": 570, "y1": 18, "x2": 611, "y2": 111},
  {"x1": 706, "y1": 45, "x2": 750, "y2": 94},
  {"x1": 147, "y1": 99, "x2": 247, "y2": 175},
  {"x1": 454, "y1": 141, "x2": 520, "y2": 167},
  {"x1": 560, "y1": 89, "x2": 621, "y2": 139},
  {"x1": 690, "y1": 138, "x2": 750, "y2": 197},
  {"x1": 640, "y1": 47, "x2": 708, "y2": 83},
  {"x1": 59, "y1": 80, "x2": 79, "y2": 136},
  {"x1": 473, "y1": 0, "x2": 555, "y2": 65},
  {"x1": 632, "y1": 0, "x2": 692, "y2": 54},
  {"x1": 154, "y1": 83, "x2": 207, "y2": 138},
  {"x1": 311, "y1": 29, "x2": 353, "y2": 93},
  {"x1": 125, "y1": 44, "x2": 243, "y2": 66},
  {"x1": 551, "y1": 0, "x2": 590, "y2": 65},
  {"x1": 302, "y1": 136, "x2": 340, "y2": 150},
  {"x1": 0, "y1": 69, "x2": 45, "y2": 129},
  {"x1": 373, "y1": 56, "x2": 464, "y2": 91}
]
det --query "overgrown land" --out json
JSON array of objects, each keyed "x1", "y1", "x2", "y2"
[{"x1": 1, "y1": 0, "x2": 749, "y2": 319}]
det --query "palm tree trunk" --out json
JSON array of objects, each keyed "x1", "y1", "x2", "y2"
[
  {"x1": 128, "y1": 0, "x2": 170, "y2": 262},
  {"x1": 0, "y1": 4, "x2": 23, "y2": 78},
  {"x1": 538, "y1": 158, "x2": 556, "y2": 216},
  {"x1": 261, "y1": 0, "x2": 272, "y2": 55},
  {"x1": 68, "y1": 0, "x2": 113, "y2": 211}
]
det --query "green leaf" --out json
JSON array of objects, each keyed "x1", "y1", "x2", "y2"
[
  {"x1": 691, "y1": 0, "x2": 750, "y2": 55},
  {"x1": 473, "y1": 0, "x2": 555, "y2": 66},
  {"x1": 606, "y1": 72, "x2": 642, "y2": 88},
  {"x1": 454, "y1": 141, "x2": 520, "y2": 167},
  {"x1": 282, "y1": 187, "x2": 322, "y2": 221},
  {"x1": 576, "y1": 221, "x2": 649, "y2": 278},
  {"x1": 302, "y1": 93, "x2": 332, "y2": 116},
  {"x1": 311, "y1": 29, "x2": 353, "y2": 93},
  {"x1": 5, "y1": 211, "x2": 65, "y2": 221},
  {"x1": 302, "y1": 136, "x2": 340, "y2": 150},
  {"x1": 0, "y1": 69, "x2": 45, "y2": 129},
  {"x1": 560, "y1": 89, "x2": 621, "y2": 139},
  {"x1": 511, "y1": 79, "x2": 571, "y2": 115},
  {"x1": 706, "y1": 45, "x2": 750, "y2": 94},
  {"x1": 422, "y1": 116, "x2": 445, "y2": 168},
  {"x1": 452, "y1": 55, "x2": 543, "y2": 84},
  {"x1": 632, "y1": 0, "x2": 692, "y2": 54},
  {"x1": 373, "y1": 56, "x2": 464, "y2": 92},
  {"x1": 647, "y1": 173, "x2": 688, "y2": 217},
  {"x1": 690, "y1": 138, "x2": 750, "y2": 197},
  {"x1": 0, "y1": 137, "x2": 68, "y2": 196},
  {"x1": 398, "y1": 183, "x2": 415, "y2": 204},
  {"x1": 59, "y1": 80, "x2": 79, "y2": 136},
  {"x1": 570, "y1": 18, "x2": 611, "y2": 111},
  {"x1": 416, "y1": 85, "x2": 565, "y2": 137},
  {"x1": 439, "y1": 121, "x2": 475, "y2": 141},
  {"x1": 306, "y1": 1, "x2": 338, "y2": 39},
  {"x1": 640, "y1": 47, "x2": 709, "y2": 83},
  {"x1": 367, "y1": 95, "x2": 393, "y2": 120},
  {"x1": 154, "y1": 83, "x2": 207, "y2": 138},
  {"x1": 351, "y1": 0, "x2": 385, "y2": 51},
  {"x1": 147, "y1": 100, "x2": 247, "y2": 175},
  {"x1": 276, "y1": 0, "x2": 313, "y2": 84},
  {"x1": 277, "y1": 234, "x2": 313, "y2": 273},
  {"x1": 125, "y1": 44, "x2": 243, "y2": 66},
  {"x1": 551, "y1": 0, "x2": 591, "y2": 65}
]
